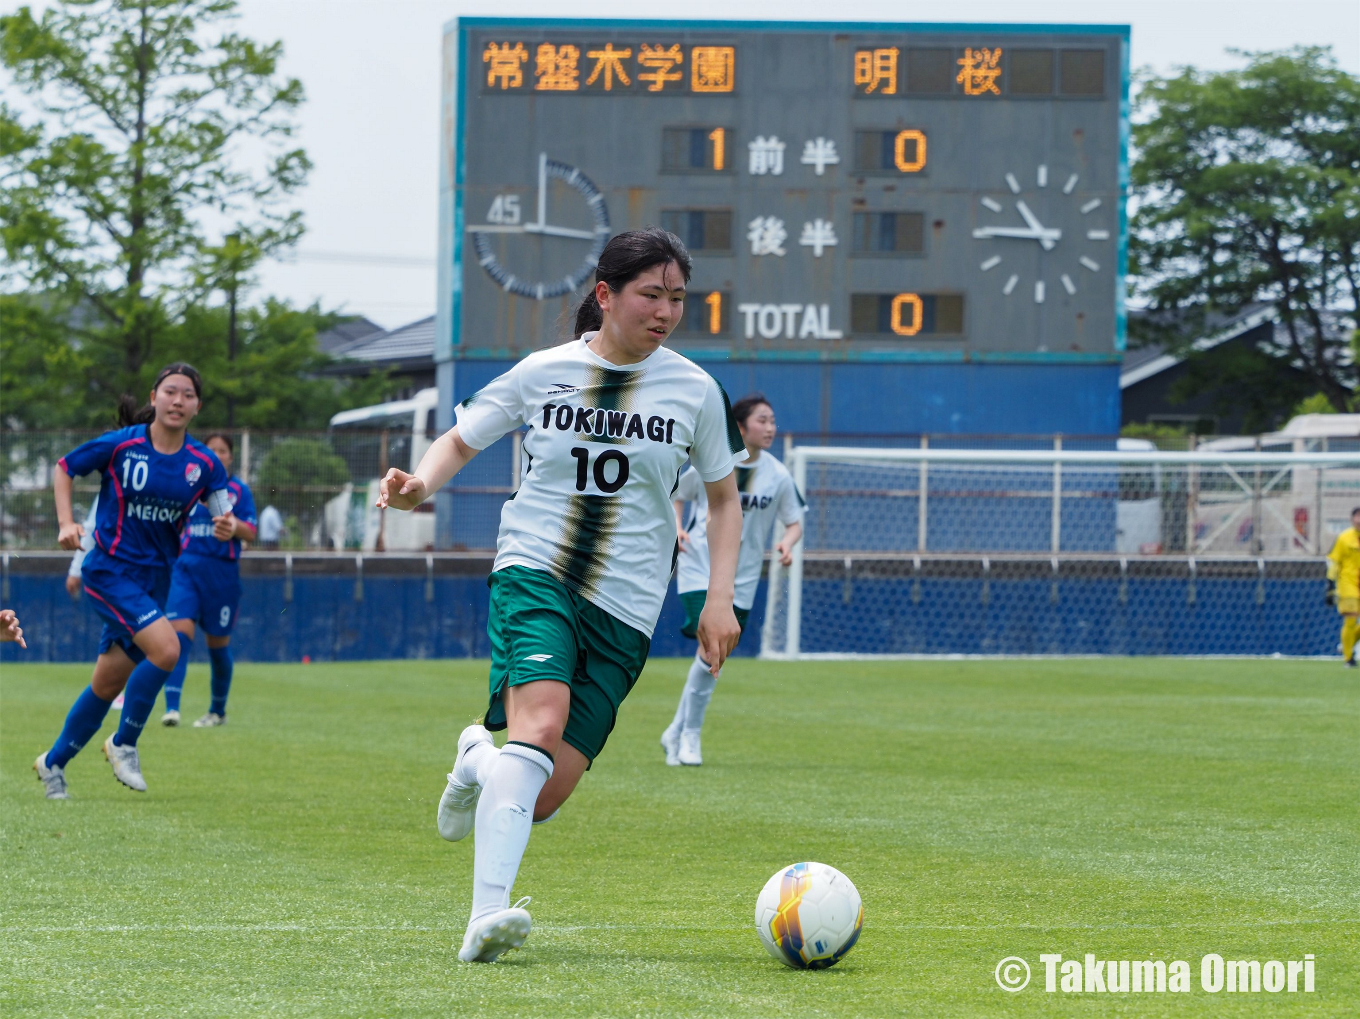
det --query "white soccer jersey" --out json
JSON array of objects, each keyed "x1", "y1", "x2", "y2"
[
  {"x1": 455, "y1": 334, "x2": 746, "y2": 636},
  {"x1": 674, "y1": 450, "x2": 804, "y2": 609}
]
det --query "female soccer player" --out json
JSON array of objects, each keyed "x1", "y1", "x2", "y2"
[
  {"x1": 661, "y1": 394, "x2": 804, "y2": 766},
  {"x1": 33, "y1": 364, "x2": 234, "y2": 799},
  {"x1": 377, "y1": 228, "x2": 745, "y2": 963},
  {"x1": 162, "y1": 433, "x2": 257, "y2": 726},
  {"x1": 1326, "y1": 506, "x2": 1360, "y2": 667}
]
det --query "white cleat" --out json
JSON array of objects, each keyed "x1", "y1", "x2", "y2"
[
  {"x1": 458, "y1": 898, "x2": 532, "y2": 962},
  {"x1": 660, "y1": 723, "x2": 682, "y2": 766},
  {"x1": 34, "y1": 753, "x2": 69, "y2": 800},
  {"x1": 678, "y1": 729, "x2": 703, "y2": 766},
  {"x1": 102, "y1": 736, "x2": 147, "y2": 792},
  {"x1": 437, "y1": 724, "x2": 494, "y2": 842},
  {"x1": 192, "y1": 712, "x2": 226, "y2": 728},
  {"x1": 161, "y1": 710, "x2": 180, "y2": 726}
]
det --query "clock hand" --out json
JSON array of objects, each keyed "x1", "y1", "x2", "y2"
[
  {"x1": 1014, "y1": 200, "x2": 1059, "y2": 250},
  {"x1": 535, "y1": 152, "x2": 547, "y2": 230},
  {"x1": 523, "y1": 223, "x2": 597, "y2": 240},
  {"x1": 972, "y1": 226, "x2": 1062, "y2": 242}
]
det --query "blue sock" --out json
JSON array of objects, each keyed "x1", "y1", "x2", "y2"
[
  {"x1": 113, "y1": 658, "x2": 175, "y2": 748},
  {"x1": 208, "y1": 645, "x2": 233, "y2": 716},
  {"x1": 162, "y1": 633, "x2": 193, "y2": 713},
  {"x1": 46, "y1": 686, "x2": 114, "y2": 769}
]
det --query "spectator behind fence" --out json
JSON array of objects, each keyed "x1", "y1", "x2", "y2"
[{"x1": 257, "y1": 505, "x2": 283, "y2": 548}]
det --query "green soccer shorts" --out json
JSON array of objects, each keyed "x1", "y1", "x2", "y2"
[
  {"x1": 484, "y1": 565, "x2": 651, "y2": 764},
  {"x1": 679, "y1": 590, "x2": 751, "y2": 640}
]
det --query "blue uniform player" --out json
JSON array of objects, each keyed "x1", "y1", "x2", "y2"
[
  {"x1": 34, "y1": 364, "x2": 235, "y2": 799},
  {"x1": 162, "y1": 432, "x2": 257, "y2": 727}
]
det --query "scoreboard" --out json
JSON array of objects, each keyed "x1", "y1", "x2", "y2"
[{"x1": 437, "y1": 18, "x2": 1129, "y2": 365}]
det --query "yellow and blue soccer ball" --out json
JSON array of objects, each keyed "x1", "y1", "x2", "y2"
[{"x1": 754, "y1": 861, "x2": 863, "y2": 969}]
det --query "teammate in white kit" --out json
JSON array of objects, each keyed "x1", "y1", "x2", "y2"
[
  {"x1": 377, "y1": 228, "x2": 745, "y2": 963},
  {"x1": 661, "y1": 395, "x2": 803, "y2": 766}
]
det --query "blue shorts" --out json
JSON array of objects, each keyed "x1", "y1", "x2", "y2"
[
  {"x1": 165, "y1": 553, "x2": 242, "y2": 636},
  {"x1": 81, "y1": 548, "x2": 171, "y2": 661}
]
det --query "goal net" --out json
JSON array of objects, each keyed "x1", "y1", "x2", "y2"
[{"x1": 759, "y1": 446, "x2": 1360, "y2": 659}]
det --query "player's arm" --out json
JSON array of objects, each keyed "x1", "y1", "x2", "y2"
[
  {"x1": 674, "y1": 500, "x2": 691, "y2": 551},
  {"x1": 696, "y1": 472, "x2": 742, "y2": 675},
  {"x1": 53, "y1": 464, "x2": 82, "y2": 551},
  {"x1": 774, "y1": 520, "x2": 803, "y2": 566},
  {"x1": 378, "y1": 426, "x2": 480, "y2": 511}
]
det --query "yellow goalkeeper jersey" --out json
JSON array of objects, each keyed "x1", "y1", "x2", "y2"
[{"x1": 1327, "y1": 527, "x2": 1360, "y2": 598}]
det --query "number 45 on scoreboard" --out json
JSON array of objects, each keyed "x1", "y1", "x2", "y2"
[{"x1": 486, "y1": 195, "x2": 520, "y2": 224}]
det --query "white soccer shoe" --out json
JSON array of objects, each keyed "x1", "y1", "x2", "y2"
[
  {"x1": 437, "y1": 724, "x2": 494, "y2": 842},
  {"x1": 102, "y1": 736, "x2": 147, "y2": 792},
  {"x1": 458, "y1": 898, "x2": 532, "y2": 963},
  {"x1": 161, "y1": 710, "x2": 180, "y2": 726},
  {"x1": 34, "y1": 753, "x2": 69, "y2": 800},
  {"x1": 678, "y1": 729, "x2": 703, "y2": 766},
  {"x1": 193, "y1": 712, "x2": 226, "y2": 728},
  {"x1": 660, "y1": 723, "x2": 682, "y2": 766}
]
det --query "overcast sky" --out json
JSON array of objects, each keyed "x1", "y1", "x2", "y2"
[{"x1": 232, "y1": 0, "x2": 1360, "y2": 329}]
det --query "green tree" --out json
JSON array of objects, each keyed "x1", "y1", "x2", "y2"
[
  {"x1": 255, "y1": 436, "x2": 349, "y2": 545},
  {"x1": 0, "y1": 0, "x2": 308, "y2": 421},
  {"x1": 1130, "y1": 47, "x2": 1360, "y2": 411},
  {"x1": 171, "y1": 300, "x2": 391, "y2": 430}
]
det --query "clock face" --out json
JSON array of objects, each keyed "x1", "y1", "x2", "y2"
[
  {"x1": 972, "y1": 164, "x2": 1112, "y2": 305},
  {"x1": 469, "y1": 153, "x2": 612, "y2": 300}
]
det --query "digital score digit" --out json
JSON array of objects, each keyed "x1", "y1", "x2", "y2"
[{"x1": 894, "y1": 130, "x2": 926, "y2": 173}]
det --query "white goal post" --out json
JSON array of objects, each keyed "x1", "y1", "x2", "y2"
[{"x1": 759, "y1": 446, "x2": 1360, "y2": 660}]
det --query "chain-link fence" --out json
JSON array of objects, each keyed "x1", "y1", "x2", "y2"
[
  {"x1": 760, "y1": 446, "x2": 1360, "y2": 658},
  {"x1": 0, "y1": 428, "x2": 516, "y2": 553}
]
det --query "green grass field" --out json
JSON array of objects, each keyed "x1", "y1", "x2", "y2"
[{"x1": 1, "y1": 657, "x2": 1356, "y2": 1017}]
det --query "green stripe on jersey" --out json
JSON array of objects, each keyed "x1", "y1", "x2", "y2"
[
  {"x1": 578, "y1": 365, "x2": 640, "y2": 445},
  {"x1": 711, "y1": 377, "x2": 745, "y2": 456},
  {"x1": 736, "y1": 464, "x2": 756, "y2": 493},
  {"x1": 550, "y1": 494, "x2": 621, "y2": 599}
]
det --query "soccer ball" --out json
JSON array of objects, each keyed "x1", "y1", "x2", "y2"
[{"x1": 754, "y1": 862, "x2": 863, "y2": 969}]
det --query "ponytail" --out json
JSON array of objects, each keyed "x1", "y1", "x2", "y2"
[
  {"x1": 115, "y1": 361, "x2": 204, "y2": 427},
  {"x1": 573, "y1": 290, "x2": 604, "y2": 338},
  {"x1": 116, "y1": 395, "x2": 156, "y2": 427}
]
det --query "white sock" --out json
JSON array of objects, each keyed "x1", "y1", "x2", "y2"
[
  {"x1": 470, "y1": 742, "x2": 553, "y2": 923},
  {"x1": 456, "y1": 740, "x2": 498, "y2": 788},
  {"x1": 666, "y1": 685, "x2": 688, "y2": 735},
  {"x1": 682, "y1": 653, "x2": 718, "y2": 733}
]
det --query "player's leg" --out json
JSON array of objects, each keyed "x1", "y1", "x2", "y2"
[
  {"x1": 106, "y1": 617, "x2": 181, "y2": 791},
  {"x1": 459, "y1": 679, "x2": 565, "y2": 963},
  {"x1": 162, "y1": 619, "x2": 195, "y2": 724},
  {"x1": 662, "y1": 591, "x2": 708, "y2": 764},
  {"x1": 1343, "y1": 610, "x2": 1358, "y2": 666},
  {"x1": 35, "y1": 643, "x2": 136, "y2": 798},
  {"x1": 677, "y1": 605, "x2": 750, "y2": 766},
  {"x1": 161, "y1": 559, "x2": 199, "y2": 724},
  {"x1": 196, "y1": 570, "x2": 241, "y2": 725},
  {"x1": 455, "y1": 567, "x2": 577, "y2": 962}
]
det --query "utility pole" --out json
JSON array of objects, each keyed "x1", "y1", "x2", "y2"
[{"x1": 226, "y1": 232, "x2": 240, "y2": 428}]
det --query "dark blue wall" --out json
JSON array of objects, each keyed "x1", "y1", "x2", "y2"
[
  {"x1": 0, "y1": 573, "x2": 763, "y2": 665},
  {"x1": 1, "y1": 568, "x2": 1336, "y2": 663},
  {"x1": 450, "y1": 360, "x2": 1122, "y2": 436}
]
